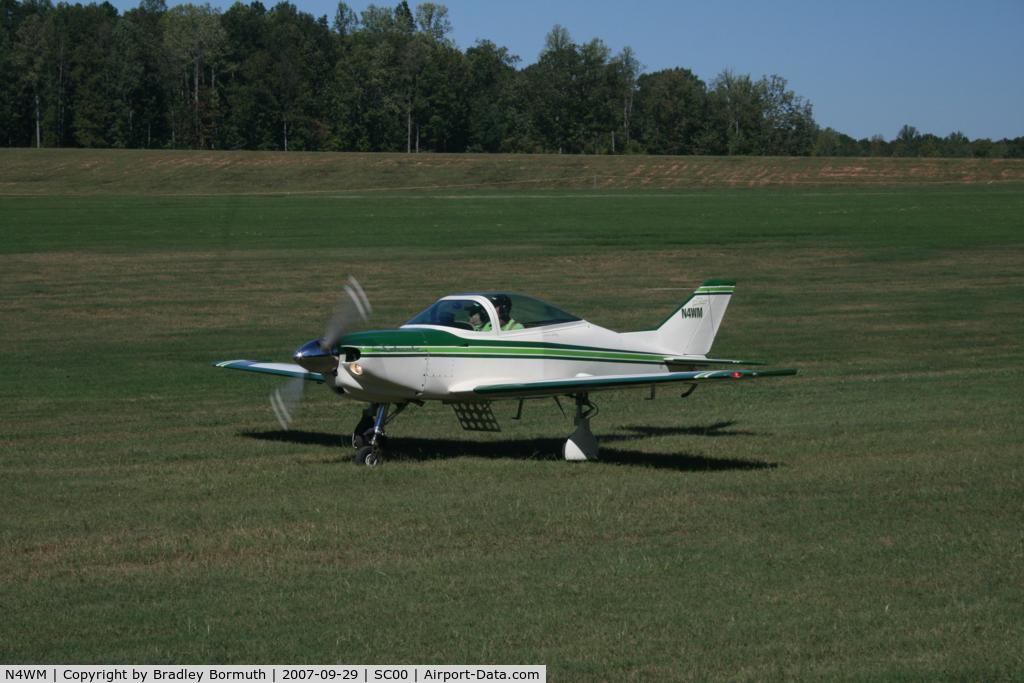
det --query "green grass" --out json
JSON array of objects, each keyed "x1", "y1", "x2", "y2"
[{"x1": 1, "y1": 152, "x2": 1022, "y2": 680}]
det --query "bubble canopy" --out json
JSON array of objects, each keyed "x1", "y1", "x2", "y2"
[{"x1": 404, "y1": 293, "x2": 581, "y2": 332}]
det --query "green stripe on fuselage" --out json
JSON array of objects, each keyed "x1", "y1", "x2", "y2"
[
  {"x1": 340, "y1": 328, "x2": 668, "y2": 360},
  {"x1": 357, "y1": 344, "x2": 668, "y2": 365}
]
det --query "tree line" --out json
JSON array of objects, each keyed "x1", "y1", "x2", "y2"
[{"x1": 2, "y1": 0, "x2": 1021, "y2": 157}]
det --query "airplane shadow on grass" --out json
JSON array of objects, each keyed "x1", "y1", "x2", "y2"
[
  {"x1": 242, "y1": 419, "x2": 777, "y2": 472},
  {"x1": 600, "y1": 420, "x2": 763, "y2": 442}
]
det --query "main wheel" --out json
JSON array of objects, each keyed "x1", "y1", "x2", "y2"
[
  {"x1": 364, "y1": 448, "x2": 382, "y2": 468},
  {"x1": 353, "y1": 445, "x2": 382, "y2": 468}
]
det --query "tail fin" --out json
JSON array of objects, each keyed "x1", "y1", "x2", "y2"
[{"x1": 651, "y1": 279, "x2": 734, "y2": 355}]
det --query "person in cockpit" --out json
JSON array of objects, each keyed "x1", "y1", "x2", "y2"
[
  {"x1": 482, "y1": 294, "x2": 524, "y2": 331},
  {"x1": 466, "y1": 302, "x2": 486, "y2": 331}
]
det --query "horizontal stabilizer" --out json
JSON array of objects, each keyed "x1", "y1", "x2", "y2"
[
  {"x1": 664, "y1": 356, "x2": 763, "y2": 366},
  {"x1": 213, "y1": 359, "x2": 325, "y2": 383},
  {"x1": 473, "y1": 367, "x2": 796, "y2": 398}
]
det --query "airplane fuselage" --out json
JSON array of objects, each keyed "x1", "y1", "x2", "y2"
[{"x1": 331, "y1": 323, "x2": 677, "y2": 403}]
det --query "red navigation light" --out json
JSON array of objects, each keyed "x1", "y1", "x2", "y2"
[{"x1": 731, "y1": 371, "x2": 743, "y2": 378}]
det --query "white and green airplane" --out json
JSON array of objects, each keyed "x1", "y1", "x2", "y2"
[{"x1": 215, "y1": 278, "x2": 796, "y2": 466}]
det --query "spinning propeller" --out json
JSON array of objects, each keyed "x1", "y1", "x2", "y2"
[
  {"x1": 321, "y1": 277, "x2": 373, "y2": 353},
  {"x1": 270, "y1": 277, "x2": 372, "y2": 430}
]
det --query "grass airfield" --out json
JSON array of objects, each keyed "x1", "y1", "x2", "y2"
[{"x1": 1, "y1": 152, "x2": 1022, "y2": 679}]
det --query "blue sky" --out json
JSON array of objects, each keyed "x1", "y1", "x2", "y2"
[{"x1": 115, "y1": 0, "x2": 1024, "y2": 140}]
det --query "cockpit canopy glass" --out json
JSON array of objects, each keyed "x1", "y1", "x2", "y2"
[
  {"x1": 405, "y1": 293, "x2": 581, "y2": 331},
  {"x1": 405, "y1": 299, "x2": 489, "y2": 331}
]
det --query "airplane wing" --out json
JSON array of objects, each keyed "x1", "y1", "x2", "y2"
[
  {"x1": 472, "y1": 368, "x2": 796, "y2": 398},
  {"x1": 213, "y1": 360, "x2": 325, "y2": 383}
]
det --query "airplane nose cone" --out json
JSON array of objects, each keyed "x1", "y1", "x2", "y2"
[{"x1": 294, "y1": 339, "x2": 339, "y2": 374}]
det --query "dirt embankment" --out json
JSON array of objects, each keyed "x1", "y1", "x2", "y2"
[{"x1": 1, "y1": 149, "x2": 1022, "y2": 195}]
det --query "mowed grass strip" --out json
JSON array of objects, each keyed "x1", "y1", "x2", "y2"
[
  {"x1": 1, "y1": 173, "x2": 1022, "y2": 678},
  {"x1": 3, "y1": 185, "x2": 1023, "y2": 254}
]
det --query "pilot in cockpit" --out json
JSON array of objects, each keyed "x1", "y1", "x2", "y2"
[
  {"x1": 482, "y1": 294, "x2": 524, "y2": 331},
  {"x1": 466, "y1": 302, "x2": 486, "y2": 331}
]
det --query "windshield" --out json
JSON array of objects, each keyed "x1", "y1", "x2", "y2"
[
  {"x1": 405, "y1": 299, "x2": 490, "y2": 331},
  {"x1": 490, "y1": 293, "x2": 580, "y2": 328},
  {"x1": 405, "y1": 294, "x2": 581, "y2": 332}
]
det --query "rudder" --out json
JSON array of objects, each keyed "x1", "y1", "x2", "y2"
[{"x1": 653, "y1": 279, "x2": 734, "y2": 355}]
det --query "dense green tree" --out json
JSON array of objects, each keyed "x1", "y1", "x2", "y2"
[
  {"x1": 264, "y1": 3, "x2": 334, "y2": 151},
  {"x1": 413, "y1": 1, "x2": 448, "y2": 42},
  {"x1": 68, "y1": 2, "x2": 122, "y2": 147},
  {"x1": 813, "y1": 127, "x2": 859, "y2": 156},
  {"x1": 0, "y1": 0, "x2": 25, "y2": 145},
  {"x1": 332, "y1": 0, "x2": 356, "y2": 35},
  {"x1": 607, "y1": 46, "x2": 640, "y2": 152},
  {"x1": 0, "y1": 31, "x2": 13, "y2": 145},
  {"x1": 219, "y1": 1, "x2": 273, "y2": 149},
  {"x1": 358, "y1": 3, "x2": 394, "y2": 33},
  {"x1": 576, "y1": 38, "x2": 614, "y2": 153},
  {"x1": 463, "y1": 39, "x2": 523, "y2": 152},
  {"x1": 942, "y1": 131, "x2": 971, "y2": 157},
  {"x1": 863, "y1": 134, "x2": 889, "y2": 156},
  {"x1": 121, "y1": 0, "x2": 170, "y2": 148},
  {"x1": 393, "y1": 0, "x2": 413, "y2": 34},
  {"x1": 971, "y1": 138, "x2": 1002, "y2": 158},
  {"x1": 759, "y1": 75, "x2": 815, "y2": 155},
  {"x1": 333, "y1": 20, "x2": 406, "y2": 150},
  {"x1": 412, "y1": 37, "x2": 468, "y2": 151},
  {"x1": 699, "y1": 71, "x2": 817, "y2": 156},
  {"x1": 161, "y1": 3, "x2": 226, "y2": 148},
  {"x1": 524, "y1": 25, "x2": 583, "y2": 153},
  {"x1": 893, "y1": 124, "x2": 921, "y2": 157},
  {"x1": 2, "y1": 0, "x2": 1015, "y2": 157},
  {"x1": 12, "y1": 2, "x2": 64, "y2": 147},
  {"x1": 704, "y1": 69, "x2": 764, "y2": 154},
  {"x1": 917, "y1": 132, "x2": 944, "y2": 157},
  {"x1": 634, "y1": 68, "x2": 706, "y2": 155},
  {"x1": 1002, "y1": 136, "x2": 1023, "y2": 158}
]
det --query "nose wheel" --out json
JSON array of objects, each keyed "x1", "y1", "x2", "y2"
[{"x1": 353, "y1": 444, "x2": 382, "y2": 467}]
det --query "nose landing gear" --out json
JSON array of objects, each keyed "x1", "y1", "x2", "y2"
[
  {"x1": 351, "y1": 404, "x2": 377, "y2": 448},
  {"x1": 352, "y1": 402, "x2": 409, "y2": 467}
]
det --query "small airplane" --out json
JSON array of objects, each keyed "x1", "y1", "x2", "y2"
[{"x1": 215, "y1": 278, "x2": 796, "y2": 466}]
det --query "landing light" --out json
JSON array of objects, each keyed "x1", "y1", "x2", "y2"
[{"x1": 349, "y1": 362, "x2": 364, "y2": 376}]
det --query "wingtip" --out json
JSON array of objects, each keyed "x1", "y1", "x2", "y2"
[{"x1": 213, "y1": 359, "x2": 253, "y2": 369}]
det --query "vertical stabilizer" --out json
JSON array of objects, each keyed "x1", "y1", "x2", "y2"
[{"x1": 652, "y1": 280, "x2": 734, "y2": 355}]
